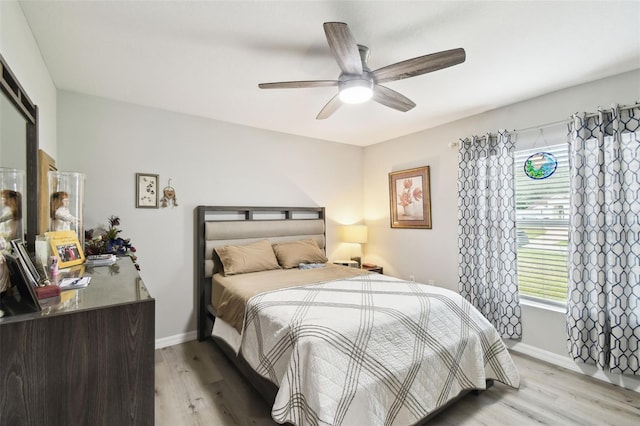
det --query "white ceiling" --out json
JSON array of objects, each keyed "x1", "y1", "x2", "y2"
[{"x1": 18, "y1": 0, "x2": 640, "y2": 146}]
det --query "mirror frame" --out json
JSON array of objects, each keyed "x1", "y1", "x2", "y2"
[{"x1": 0, "y1": 53, "x2": 39, "y2": 252}]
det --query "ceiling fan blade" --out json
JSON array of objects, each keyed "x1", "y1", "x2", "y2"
[
  {"x1": 323, "y1": 22, "x2": 363, "y2": 75},
  {"x1": 372, "y1": 85, "x2": 416, "y2": 112},
  {"x1": 316, "y1": 95, "x2": 342, "y2": 120},
  {"x1": 259, "y1": 80, "x2": 338, "y2": 89},
  {"x1": 372, "y1": 48, "x2": 466, "y2": 84}
]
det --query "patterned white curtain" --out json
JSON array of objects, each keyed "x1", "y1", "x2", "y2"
[
  {"x1": 567, "y1": 104, "x2": 640, "y2": 375},
  {"x1": 458, "y1": 131, "x2": 522, "y2": 339}
]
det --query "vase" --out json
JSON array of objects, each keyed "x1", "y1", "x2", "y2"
[
  {"x1": 402, "y1": 203, "x2": 416, "y2": 218},
  {"x1": 48, "y1": 171, "x2": 86, "y2": 247}
]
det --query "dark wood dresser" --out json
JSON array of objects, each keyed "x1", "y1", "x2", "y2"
[{"x1": 0, "y1": 257, "x2": 155, "y2": 425}]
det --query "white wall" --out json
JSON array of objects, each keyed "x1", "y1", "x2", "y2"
[
  {"x1": 363, "y1": 69, "x2": 640, "y2": 389},
  {"x1": 57, "y1": 91, "x2": 364, "y2": 341},
  {"x1": 0, "y1": 0, "x2": 57, "y2": 157}
]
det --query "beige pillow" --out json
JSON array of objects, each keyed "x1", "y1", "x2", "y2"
[
  {"x1": 272, "y1": 239, "x2": 328, "y2": 269},
  {"x1": 214, "y1": 240, "x2": 281, "y2": 276}
]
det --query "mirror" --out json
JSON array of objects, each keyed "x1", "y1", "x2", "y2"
[
  {"x1": 0, "y1": 53, "x2": 39, "y2": 252},
  {"x1": 1, "y1": 94, "x2": 26, "y2": 170}
]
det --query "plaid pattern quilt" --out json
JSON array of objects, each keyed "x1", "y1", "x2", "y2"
[{"x1": 240, "y1": 273, "x2": 520, "y2": 426}]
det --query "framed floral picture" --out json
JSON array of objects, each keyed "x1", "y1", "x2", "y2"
[
  {"x1": 135, "y1": 173, "x2": 159, "y2": 208},
  {"x1": 389, "y1": 166, "x2": 432, "y2": 229}
]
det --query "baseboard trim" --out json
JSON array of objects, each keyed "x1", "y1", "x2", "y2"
[
  {"x1": 155, "y1": 331, "x2": 197, "y2": 349},
  {"x1": 506, "y1": 341, "x2": 640, "y2": 392}
]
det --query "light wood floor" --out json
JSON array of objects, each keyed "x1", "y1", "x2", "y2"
[{"x1": 155, "y1": 339, "x2": 640, "y2": 426}]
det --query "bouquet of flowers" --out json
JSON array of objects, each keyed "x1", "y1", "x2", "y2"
[
  {"x1": 398, "y1": 178, "x2": 423, "y2": 215},
  {"x1": 85, "y1": 215, "x2": 139, "y2": 270}
]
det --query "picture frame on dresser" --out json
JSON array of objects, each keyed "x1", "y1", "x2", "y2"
[
  {"x1": 11, "y1": 239, "x2": 41, "y2": 285},
  {"x1": 3, "y1": 253, "x2": 41, "y2": 312},
  {"x1": 135, "y1": 173, "x2": 159, "y2": 208},
  {"x1": 46, "y1": 230, "x2": 85, "y2": 269},
  {"x1": 389, "y1": 166, "x2": 432, "y2": 229}
]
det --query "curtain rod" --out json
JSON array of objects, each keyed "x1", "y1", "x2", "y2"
[
  {"x1": 450, "y1": 101, "x2": 640, "y2": 148},
  {"x1": 450, "y1": 119, "x2": 568, "y2": 148},
  {"x1": 583, "y1": 101, "x2": 640, "y2": 119},
  {"x1": 511, "y1": 119, "x2": 568, "y2": 135},
  {"x1": 512, "y1": 102, "x2": 639, "y2": 134}
]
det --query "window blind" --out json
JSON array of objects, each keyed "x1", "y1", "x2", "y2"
[{"x1": 515, "y1": 143, "x2": 569, "y2": 303}]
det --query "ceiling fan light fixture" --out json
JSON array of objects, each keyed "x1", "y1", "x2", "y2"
[
  {"x1": 259, "y1": 22, "x2": 466, "y2": 119},
  {"x1": 339, "y1": 79, "x2": 373, "y2": 104}
]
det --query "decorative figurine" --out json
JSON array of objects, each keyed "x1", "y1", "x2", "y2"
[{"x1": 50, "y1": 191, "x2": 79, "y2": 231}]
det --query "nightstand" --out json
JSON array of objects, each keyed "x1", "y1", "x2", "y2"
[{"x1": 362, "y1": 265, "x2": 383, "y2": 274}]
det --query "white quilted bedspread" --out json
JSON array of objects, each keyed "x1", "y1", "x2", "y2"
[{"x1": 240, "y1": 273, "x2": 520, "y2": 426}]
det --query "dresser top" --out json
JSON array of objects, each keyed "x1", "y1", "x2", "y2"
[{"x1": 0, "y1": 257, "x2": 153, "y2": 324}]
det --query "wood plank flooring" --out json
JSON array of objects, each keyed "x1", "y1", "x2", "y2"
[{"x1": 155, "y1": 339, "x2": 640, "y2": 426}]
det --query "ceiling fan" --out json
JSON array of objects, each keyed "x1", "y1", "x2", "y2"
[{"x1": 258, "y1": 22, "x2": 466, "y2": 119}]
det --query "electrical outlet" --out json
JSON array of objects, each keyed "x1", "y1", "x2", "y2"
[
  {"x1": 428, "y1": 279, "x2": 435, "y2": 286},
  {"x1": 409, "y1": 275, "x2": 415, "y2": 282}
]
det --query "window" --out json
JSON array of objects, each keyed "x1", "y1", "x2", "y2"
[{"x1": 515, "y1": 143, "x2": 570, "y2": 303}]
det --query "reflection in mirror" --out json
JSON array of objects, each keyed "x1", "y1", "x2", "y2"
[
  {"x1": 38, "y1": 149, "x2": 56, "y2": 235},
  {"x1": 1, "y1": 84, "x2": 27, "y2": 249},
  {"x1": 0, "y1": 53, "x2": 38, "y2": 252},
  {"x1": 1, "y1": 94, "x2": 27, "y2": 171},
  {"x1": 0, "y1": 168, "x2": 25, "y2": 248}
]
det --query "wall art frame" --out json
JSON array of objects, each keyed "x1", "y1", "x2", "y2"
[
  {"x1": 135, "y1": 173, "x2": 159, "y2": 208},
  {"x1": 389, "y1": 166, "x2": 432, "y2": 229}
]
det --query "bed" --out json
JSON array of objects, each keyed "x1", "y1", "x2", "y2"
[{"x1": 195, "y1": 205, "x2": 520, "y2": 425}]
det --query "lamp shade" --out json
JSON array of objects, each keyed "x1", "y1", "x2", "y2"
[{"x1": 342, "y1": 225, "x2": 368, "y2": 244}]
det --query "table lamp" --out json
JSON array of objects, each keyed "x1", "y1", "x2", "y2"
[{"x1": 342, "y1": 225, "x2": 368, "y2": 268}]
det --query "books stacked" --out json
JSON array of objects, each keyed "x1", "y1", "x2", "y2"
[{"x1": 85, "y1": 254, "x2": 117, "y2": 267}]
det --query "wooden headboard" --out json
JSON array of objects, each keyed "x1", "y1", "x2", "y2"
[{"x1": 194, "y1": 206, "x2": 326, "y2": 341}]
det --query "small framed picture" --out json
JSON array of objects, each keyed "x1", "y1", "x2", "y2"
[
  {"x1": 389, "y1": 166, "x2": 432, "y2": 229},
  {"x1": 10, "y1": 239, "x2": 41, "y2": 286},
  {"x1": 4, "y1": 254, "x2": 41, "y2": 312},
  {"x1": 46, "y1": 230, "x2": 86, "y2": 269},
  {"x1": 136, "y1": 173, "x2": 159, "y2": 208}
]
